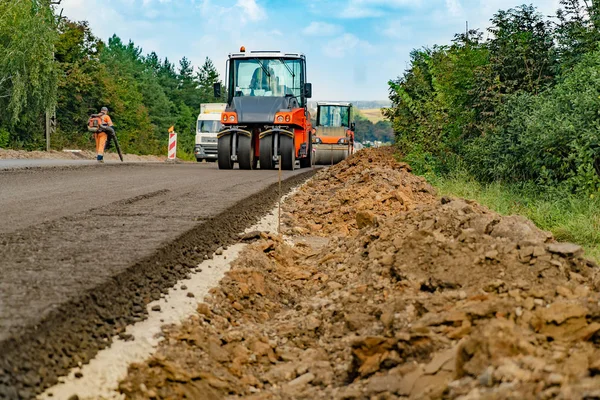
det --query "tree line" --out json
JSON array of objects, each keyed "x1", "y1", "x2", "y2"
[
  {"x1": 0, "y1": 0, "x2": 225, "y2": 157},
  {"x1": 354, "y1": 114, "x2": 394, "y2": 144},
  {"x1": 385, "y1": 0, "x2": 600, "y2": 194}
]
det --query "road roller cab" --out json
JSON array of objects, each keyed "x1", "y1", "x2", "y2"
[
  {"x1": 313, "y1": 102, "x2": 355, "y2": 165},
  {"x1": 214, "y1": 48, "x2": 313, "y2": 170}
]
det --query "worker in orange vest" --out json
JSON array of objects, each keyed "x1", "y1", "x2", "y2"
[{"x1": 94, "y1": 107, "x2": 113, "y2": 163}]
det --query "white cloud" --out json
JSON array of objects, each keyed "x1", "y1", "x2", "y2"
[
  {"x1": 60, "y1": 0, "x2": 124, "y2": 39},
  {"x1": 341, "y1": 0, "x2": 421, "y2": 19},
  {"x1": 236, "y1": 0, "x2": 266, "y2": 22},
  {"x1": 303, "y1": 22, "x2": 343, "y2": 36},
  {"x1": 196, "y1": 0, "x2": 266, "y2": 26},
  {"x1": 341, "y1": 6, "x2": 383, "y2": 18},
  {"x1": 354, "y1": 0, "x2": 418, "y2": 6},
  {"x1": 143, "y1": 8, "x2": 161, "y2": 19},
  {"x1": 446, "y1": 0, "x2": 463, "y2": 17},
  {"x1": 324, "y1": 33, "x2": 373, "y2": 58},
  {"x1": 380, "y1": 20, "x2": 411, "y2": 39}
]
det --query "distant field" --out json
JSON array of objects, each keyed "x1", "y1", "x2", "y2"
[{"x1": 359, "y1": 108, "x2": 385, "y2": 123}]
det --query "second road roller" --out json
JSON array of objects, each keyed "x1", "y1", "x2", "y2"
[{"x1": 313, "y1": 102, "x2": 355, "y2": 165}]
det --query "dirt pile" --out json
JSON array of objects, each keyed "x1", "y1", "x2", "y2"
[
  {"x1": 120, "y1": 149, "x2": 600, "y2": 400},
  {"x1": 283, "y1": 147, "x2": 436, "y2": 238}
]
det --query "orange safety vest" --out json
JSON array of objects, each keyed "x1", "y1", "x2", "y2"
[{"x1": 101, "y1": 114, "x2": 113, "y2": 126}]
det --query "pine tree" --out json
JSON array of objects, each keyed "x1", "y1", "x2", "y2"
[
  {"x1": 197, "y1": 57, "x2": 225, "y2": 103},
  {"x1": 177, "y1": 57, "x2": 199, "y2": 109}
]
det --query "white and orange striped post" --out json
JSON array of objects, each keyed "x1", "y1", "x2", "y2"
[{"x1": 168, "y1": 126, "x2": 177, "y2": 161}]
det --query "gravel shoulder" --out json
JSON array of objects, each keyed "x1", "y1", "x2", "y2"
[
  {"x1": 0, "y1": 148, "x2": 165, "y2": 162},
  {"x1": 121, "y1": 148, "x2": 600, "y2": 400},
  {"x1": 0, "y1": 163, "x2": 315, "y2": 399}
]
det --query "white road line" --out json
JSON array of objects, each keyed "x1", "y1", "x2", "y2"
[{"x1": 38, "y1": 208, "x2": 283, "y2": 400}]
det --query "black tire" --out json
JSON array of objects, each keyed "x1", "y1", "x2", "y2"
[
  {"x1": 299, "y1": 132, "x2": 312, "y2": 169},
  {"x1": 280, "y1": 135, "x2": 296, "y2": 171},
  {"x1": 259, "y1": 135, "x2": 275, "y2": 170},
  {"x1": 218, "y1": 135, "x2": 234, "y2": 170},
  {"x1": 237, "y1": 135, "x2": 255, "y2": 170}
]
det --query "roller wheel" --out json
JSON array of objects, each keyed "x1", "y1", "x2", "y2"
[
  {"x1": 218, "y1": 135, "x2": 233, "y2": 170},
  {"x1": 259, "y1": 135, "x2": 275, "y2": 170},
  {"x1": 280, "y1": 135, "x2": 296, "y2": 171},
  {"x1": 237, "y1": 135, "x2": 255, "y2": 170},
  {"x1": 299, "y1": 132, "x2": 312, "y2": 169}
]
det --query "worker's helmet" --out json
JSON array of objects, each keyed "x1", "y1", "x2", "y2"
[{"x1": 100, "y1": 107, "x2": 108, "y2": 113}]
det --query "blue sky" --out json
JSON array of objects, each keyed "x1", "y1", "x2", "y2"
[{"x1": 60, "y1": 0, "x2": 560, "y2": 101}]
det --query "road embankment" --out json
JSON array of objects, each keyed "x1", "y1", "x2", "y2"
[
  {"x1": 0, "y1": 164, "x2": 315, "y2": 399},
  {"x1": 121, "y1": 148, "x2": 600, "y2": 400}
]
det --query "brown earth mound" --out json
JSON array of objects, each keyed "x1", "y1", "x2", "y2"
[{"x1": 120, "y1": 149, "x2": 600, "y2": 400}]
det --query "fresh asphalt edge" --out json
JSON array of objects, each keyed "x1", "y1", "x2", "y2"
[
  {"x1": 0, "y1": 161, "x2": 165, "y2": 174},
  {"x1": 0, "y1": 169, "x2": 316, "y2": 400}
]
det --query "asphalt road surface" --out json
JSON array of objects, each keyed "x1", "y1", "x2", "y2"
[
  {"x1": 0, "y1": 159, "x2": 104, "y2": 170},
  {"x1": 0, "y1": 161, "x2": 314, "y2": 398}
]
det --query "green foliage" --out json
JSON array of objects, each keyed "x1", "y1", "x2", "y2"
[
  {"x1": 53, "y1": 19, "x2": 104, "y2": 149},
  {"x1": 0, "y1": 0, "x2": 59, "y2": 148},
  {"x1": 0, "y1": 0, "x2": 58, "y2": 123},
  {"x1": 386, "y1": 2, "x2": 600, "y2": 196},
  {"x1": 0, "y1": 10, "x2": 225, "y2": 157},
  {"x1": 0, "y1": 128, "x2": 9, "y2": 148},
  {"x1": 354, "y1": 117, "x2": 394, "y2": 144},
  {"x1": 197, "y1": 57, "x2": 226, "y2": 103},
  {"x1": 486, "y1": 5, "x2": 556, "y2": 95},
  {"x1": 466, "y1": 50, "x2": 600, "y2": 193},
  {"x1": 555, "y1": 0, "x2": 600, "y2": 72}
]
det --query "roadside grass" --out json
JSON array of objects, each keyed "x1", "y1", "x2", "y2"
[
  {"x1": 176, "y1": 149, "x2": 196, "y2": 162},
  {"x1": 423, "y1": 170, "x2": 600, "y2": 262}
]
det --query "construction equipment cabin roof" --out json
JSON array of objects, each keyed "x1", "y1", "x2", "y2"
[
  {"x1": 228, "y1": 51, "x2": 305, "y2": 59},
  {"x1": 316, "y1": 102, "x2": 353, "y2": 107}
]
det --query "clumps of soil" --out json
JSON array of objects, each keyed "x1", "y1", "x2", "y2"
[
  {"x1": 120, "y1": 149, "x2": 600, "y2": 399},
  {"x1": 283, "y1": 147, "x2": 436, "y2": 238}
]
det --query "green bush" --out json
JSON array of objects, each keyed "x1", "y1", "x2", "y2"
[
  {"x1": 466, "y1": 50, "x2": 600, "y2": 193},
  {"x1": 0, "y1": 128, "x2": 9, "y2": 148}
]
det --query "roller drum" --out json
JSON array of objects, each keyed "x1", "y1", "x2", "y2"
[{"x1": 313, "y1": 144, "x2": 349, "y2": 165}]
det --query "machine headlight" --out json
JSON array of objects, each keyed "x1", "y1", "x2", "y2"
[
  {"x1": 222, "y1": 112, "x2": 238, "y2": 123},
  {"x1": 313, "y1": 137, "x2": 322, "y2": 144},
  {"x1": 338, "y1": 137, "x2": 349, "y2": 145},
  {"x1": 275, "y1": 112, "x2": 293, "y2": 124}
]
